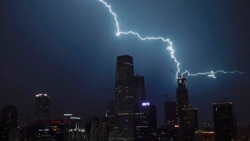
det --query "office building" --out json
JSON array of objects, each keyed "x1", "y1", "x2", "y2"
[
  {"x1": 109, "y1": 55, "x2": 136, "y2": 141},
  {"x1": 213, "y1": 101, "x2": 233, "y2": 141},
  {"x1": 134, "y1": 75, "x2": 146, "y2": 103},
  {"x1": 164, "y1": 99, "x2": 177, "y2": 125},
  {"x1": 175, "y1": 76, "x2": 199, "y2": 141},
  {"x1": 108, "y1": 55, "x2": 158, "y2": 140},
  {"x1": 0, "y1": 105, "x2": 19, "y2": 141},
  {"x1": 134, "y1": 102, "x2": 157, "y2": 141},
  {"x1": 176, "y1": 76, "x2": 189, "y2": 121},
  {"x1": 0, "y1": 105, "x2": 18, "y2": 128},
  {"x1": 181, "y1": 107, "x2": 198, "y2": 141},
  {"x1": 35, "y1": 93, "x2": 50, "y2": 121},
  {"x1": 115, "y1": 55, "x2": 135, "y2": 101}
]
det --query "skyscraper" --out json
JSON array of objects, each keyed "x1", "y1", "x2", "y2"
[
  {"x1": 0, "y1": 105, "x2": 19, "y2": 141},
  {"x1": 35, "y1": 93, "x2": 50, "y2": 121},
  {"x1": 181, "y1": 107, "x2": 198, "y2": 141},
  {"x1": 0, "y1": 105, "x2": 18, "y2": 128},
  {"x1": 164, "y1": 99, "x2": 177, "y2": 125},
  {"x1": 109, "y1": 55, "x2": 136, "y2": 140},
  {"x1": 115, "y1": 55, "x2": 135, "y2": 101},
  {"x1": 213, "y1": 101, "x2": 233, "y2": 141},
  {"x1": 108, "y1": 55, "x2": 158, "y2": 140},
  {"x1": 176, "y1": 76, "x2": 189, "y2": 120},
  {"x1": 134, "y1": 75, "x2": 146, "y2": 103},
  {"x1": 134, "y1": 102, "x2": 157, "y2": 141},
  {"x1": 175, "y1": 76, "x2": 199, "y2": 141}
]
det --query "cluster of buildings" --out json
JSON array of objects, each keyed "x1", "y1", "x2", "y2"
[
  {"x1": 0, "y1": 94, "x2": 86, "y2": 141},
  {"x1": 107, "y1": 55, "x2": 244, "y2": 141},
  {"x1": 0, "y1": 55, "x2": 249, "y2": 141}
]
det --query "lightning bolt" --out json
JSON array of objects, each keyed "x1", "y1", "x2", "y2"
[
  {"x1": 182, "y1": 70, "x2": 244, "y2": 79},
  {"x1": 99, "y1": 0, "x2": 243, "y2": 79}
]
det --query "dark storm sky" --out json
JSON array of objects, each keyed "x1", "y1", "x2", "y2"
[{"x1": 0, "y1": 0, "x2": 249, "y2": 126}]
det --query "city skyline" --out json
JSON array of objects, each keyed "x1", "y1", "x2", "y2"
[{"x1": 0, "y1": 0, "x2": 250, "y2": 128}]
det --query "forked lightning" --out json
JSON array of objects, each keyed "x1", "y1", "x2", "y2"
[{"x1": 99, "y1": 0, "x2": 243, "y2": 79}]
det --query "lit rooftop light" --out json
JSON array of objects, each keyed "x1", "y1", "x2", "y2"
[{"x1": 142, "y1": 102, "x2": 150, "y2": 106}]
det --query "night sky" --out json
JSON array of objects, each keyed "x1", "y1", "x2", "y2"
[{"x1": 0, "y1": 0, "x2": 250, "y2": 127}]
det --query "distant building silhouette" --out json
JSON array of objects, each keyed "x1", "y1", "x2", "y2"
[
  {"x1": 194, "y1": 130, "x2": 215, "y2": 141},
  {"x1": 161, "y1": 99, "x2": 179, "y2": 140},
  {"x1": 67, "y1": 116, "x2": 85, "y2": 141},
  {"x1": 213, "y1": 101, "x2": 233, "y2": 141},
  {"x1": 134, "y1": 75, "x2": 157, "y2": 140},
  {"x1": 0, "y1": 105, "x2": 19, "y2": 141},
  {"x1": 134, "y1": 75, "x2": 146, "y2": 103},
  {"x1": 35, "y1": 93, "x2": 50, "y2": 121},
  {"x1": 108, "y1": 55, "x2": 157, "y2": 140},
  {"x1": 0, "y1": 105, "x2": 18, "y2": 128},
  {"x1": 164, "y1": 99, "x2": 177, "y2": 125},
  {"x1": 85, "y1": 117, "x2": 109, "y2": 141},
  {"x1": 181, "y1": 107, "x2": 198, "y2": 141}
]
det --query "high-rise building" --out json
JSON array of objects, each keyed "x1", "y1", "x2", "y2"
[
  {"x1": 160, "y1": 99, "x2": 179, "y2": 140},
  {"x1": 0, "y1": 105, "x2": 18, "y2": 128},
  {"x1": 164, "y1": 99, "x2": 177, "y2": 125},
  {"x1": 176, "y1": 77, "x2": 189, "y2": 120},
  {"x1": 181, "y1": 107, "x2": 198, "y2": 141},
  {"x1": 108, "y1": 55, "x2": 158, "y2": 140},
  {"x1": 134, "y1": 75, "x2": 146, "y2": 103},
  {"x1": 175, "y1": 76, "x2": 199, "y2": 141},
  {"x1": 0, "y1": 105, "x2": 19, "y2": 141},
  {"x1": 68, "y1": 116, "x2": 85, "y2": 141},
  {"x1": 134, "y1": 102, "x2": 157, "y2": 141},
  {"x1": 85, "y1": 117, "x2": 109, "y2": 141},
  {"x1": 176, "y1": 76, "x2": 189, "y2": 137},
  {"x1": 213, "y1": 101, "x2": 233, "y2": 141},
  {"x1": 109, "y1": 55, "x2": 136, "y2": 140},
  {"x1": 35, "y1": 93, "x2": 50, "y2": 121},
  {"x1": 115, "y1": 55, "x2": 135, "y2": 101}
]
